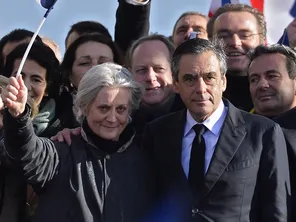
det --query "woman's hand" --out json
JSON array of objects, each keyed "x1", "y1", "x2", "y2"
[{"x1": 1, "y1": 75, "x2": 28, "y2": 117}]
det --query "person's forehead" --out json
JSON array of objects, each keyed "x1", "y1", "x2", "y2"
[
  {"x1": 179, "y1": 52, "x2": 220, "y2": 72},
  {"x1": 176, "y1": 14, "x2": 207, "y2": 28},
  {"x1": 74, "y1": 41, "x2": 113, "y2": 60},
  {"x1": 66, "y1": 31, "x2": 81, "y2": 49},
  {"x1": 13, "y1": 58, "x2": 47, "y2": 75},
  {"x1": 132, "y1": 40, "x2": 170, "y2": 62},
  {"x1": 214, "y1": 11, "x2": 258, "y2": 31},
  {"x1": 3, "y1": 38, "x2": 31, "y2": 57},
  {"x1": 250, "y1": 53, "x2": 287, "y2": 72}
]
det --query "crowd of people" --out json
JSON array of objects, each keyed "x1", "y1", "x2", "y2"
[{"x1": 0, "y1": 0, "x2": 296, "y2": 221}]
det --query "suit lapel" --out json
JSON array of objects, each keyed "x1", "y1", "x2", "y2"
[
  {"x1": 203, "y1": 100, "x2": 247, "y2": 197},
  {"x1": 166, "y1": 109, "x2": 187, "y2": 164},
  {"x1": 163, "y1": 110, "x2": 194, "y2": 194}
]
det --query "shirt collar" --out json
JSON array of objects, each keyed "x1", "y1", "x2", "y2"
[{"x1": 184, "y1": 100, "x2": 226, "y2": 137}]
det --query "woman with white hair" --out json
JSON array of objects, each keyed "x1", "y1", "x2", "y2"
[{"x1": 1, "y1": 63, "x2": 155, "y2": 222}]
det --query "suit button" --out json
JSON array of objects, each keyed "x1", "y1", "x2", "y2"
[
  {"x1": 192, "y1": 208, "x2": 199, "y2": 213},
  {"x1": 192, "y1": 208, "x2": 199, "y2": 217}
]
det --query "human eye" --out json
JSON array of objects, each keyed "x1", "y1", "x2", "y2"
[
  {"x1": 267, "y1": 72, "x2": 280, "y2": 80},
  {"x1": 153, "y1": 67, "x2": 165, "y2": 73},
  {"x1": 183, "y1": 74, "x2": 197, "y2": 85},
  {"x1": 204, "y1": 73, "x2": 216, "y2": 84},
  {"x1": 238, "y1": 32, "x2": 253, "y2": 40},
  {"x1": 136, "y1": 68, "x2": 147, "y2": 74},
  {"x1": 32, "y1": 78, "x2": 43, "y2": 83},
  {"x1": 98, "y1": 105, "x2": 110, "y2": 113},
  {"x1": 116, "y1": 105, "x2": 127, "y2": 114},
  {"x1": 217, "y1": 32, "x2": 230, "y2": 39},
  {"x1": 249, "y1": 75, "x2": 259, "y2": 84},
  {"x1": 177, "y1": 28, "x2": 186, "y2": 34},
  {"x1": 79, "y1": 60, "x2": 91, "y2": 66}
]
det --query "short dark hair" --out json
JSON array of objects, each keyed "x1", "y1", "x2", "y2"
[
  {"x1": 3, "y1": 42, "x2": 61, "y2": 101},
  {"x1": 248, "y1": 44, "x2": 296, "y2": 79},
  {"x1": 207, "y1": 4, "x2": 266, "y2": 42},
  {"x1": 126, "y1": 34, "x2": 175, "y2": 68},
  {"x1": 65, "y1": 21, "x2": 112, "y2": 47},
  {"x1": 173, "y1": 12, "x2": 209, "y2": 36},
  {"x1": 171, "y1": 38, "x2": 227, "y2": 81},
  {"x1": 61, "y1": 34, "x2": 123, "y2": 92},
  {"x1": 0, "y1": 29, "x2": 42, "y2": 72}
]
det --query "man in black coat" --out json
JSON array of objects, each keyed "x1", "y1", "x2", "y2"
[
  {"x1": 143, "y1": 38, "x2": 291, "y2": 221},
  {"x1": 248, "y1": 44, "x2": 296, "y2": 221},
  {"x1": 274, "y1": 108, "x2": 296, "y2": 222}
]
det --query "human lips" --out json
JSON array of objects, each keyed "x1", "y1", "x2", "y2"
[
  {"x1": 226, "y1": 50, "x2": 246, "y2": 58},
  {"x1": 192, "y1": 98, "x2": 210, "y2": 104},
  {"x1": 257, "y1": 93, "x2": 275, "y2": 101},
  {"x1": 145, "y1": 86, "x2": 161, "y2": 91},
  {"x1": 101, "y1": 125, "x2": 119, "y2": 129}
]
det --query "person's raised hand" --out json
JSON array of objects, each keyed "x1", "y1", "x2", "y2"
[{"x1": 1, "y1": 75, "x2": 28, "y2": 117}]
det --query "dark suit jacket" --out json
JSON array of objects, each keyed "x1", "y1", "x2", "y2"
[
  {"x1": 274, "y1": 108, "x2": 296, "y2": 222},
  {"x1": 143, "y1": 99, "x2": 290, "y2": 222}
]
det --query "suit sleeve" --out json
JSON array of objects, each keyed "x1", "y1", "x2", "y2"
[
  {"x1": 3, "y1": 107, "x2": 61, "y2": 187},
  {"x1": 258, "y1": 124, "x2": 291, "y2": 222},
  {"x1": 114, "y1": 0, "x2": 151, "y2": 55}
]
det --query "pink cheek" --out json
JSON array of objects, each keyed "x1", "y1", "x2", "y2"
[{"x1": 134, "y1": 75, "x2": 146, "y2": 83}]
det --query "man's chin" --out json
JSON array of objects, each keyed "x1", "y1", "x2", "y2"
[
  {"x1": 227, "y1": 59, "x2": 249, "y2": 76},
  {"x1": 142, "y1": 96, "x2": 167, "y2": 107},
  {"x1": 226, "y1": 68, "x2": 248, "y2": 77}
]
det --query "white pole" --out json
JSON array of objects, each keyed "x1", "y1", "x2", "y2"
[{"x1": 15, "y1": 17, "x2": 47, "y2": 79}]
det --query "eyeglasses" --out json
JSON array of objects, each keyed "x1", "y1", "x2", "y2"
[{"x1": 216, "y1": 31, "x2": 262, "y2": 41}]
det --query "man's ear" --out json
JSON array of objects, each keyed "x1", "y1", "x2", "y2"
[
  {"x1": 222, "y1": 74, "x2": 227, "y2": 92},
  {"x1": 173, "y1": 79, "x2": 180, "y2": 94}
]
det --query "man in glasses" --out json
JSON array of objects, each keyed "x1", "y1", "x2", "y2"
[{"x1": 207, "y1": 4, "x2": 266, "y2": 111}]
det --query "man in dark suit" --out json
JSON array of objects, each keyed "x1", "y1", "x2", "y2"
[
  {"x1": 274, "y1": 108, "x2": 296, "y2": 222},
  {"x1": 143, "y1": 38, "x2": 291, "y2": 222},
  {"x1": 247, "y1": 44, "x2": 296, "y2": 221}
]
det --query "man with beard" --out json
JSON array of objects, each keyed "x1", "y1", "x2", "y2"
[{"x1": 207, "y1": 4, "x2": 266, "y2": 111}]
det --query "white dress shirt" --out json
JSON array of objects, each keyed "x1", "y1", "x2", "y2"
[{"x1": 182, "y1": 100, "x2": 228, "y2": 177}]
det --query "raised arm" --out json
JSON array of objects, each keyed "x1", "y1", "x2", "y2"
[
  {"x1": 2, "y1": 76, "x2": 62, "y2": 186},
  {"x1": 114, "y1": 0, "x2": 151, "y2": 55}
]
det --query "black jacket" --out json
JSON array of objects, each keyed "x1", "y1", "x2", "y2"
[
  {"x1": 115, "y1": 0, "x2": 151, "y2": 55},
  {"x1": 274, "y1": 107, "x2": 296, "y2": 221},
  {"x1": 3, "y1": 107, "x2": 155, "y2": 222}
]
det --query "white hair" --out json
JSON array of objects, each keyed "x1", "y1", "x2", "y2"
[{"x1": 75, "y1": 63, "x2": 143, "y2": 123}]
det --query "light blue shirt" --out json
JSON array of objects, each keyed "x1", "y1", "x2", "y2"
[{"x1": 182, "y1": 100, "x2": 228, "y2": 177}]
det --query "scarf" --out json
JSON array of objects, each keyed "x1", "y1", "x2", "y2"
[{"x1": 32, "y1": 99, "x2": 56, "y2": 136}]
